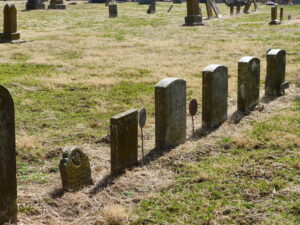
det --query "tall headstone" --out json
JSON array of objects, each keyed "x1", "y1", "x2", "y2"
[
  {"x1": 280, "y1": 7, "x2": 283, "y2": 21},
  {"x1": 202, "y1": 65, "x2": 228, "y2": 129},
  {"x1": 265, "y1": 49, "x2": 286, "y2": 96},
  {"x1": 26, "y1": 0, "x2": 45, "y2": 10},
  {"x1": 110, "y1": 109, "x2": 138, "y2": 175},
  {"x1": 184, "y1": 0, "x2": 203, "y2": 26},
  {"x1": 48, "y1": 0, "x2": 66, "y2": 10},
  {"x1": 0, "y1": 4, "x2": 20, "y2": 42},
  {"x1": 269, "y1": 6, "x2": 280, "y2": 25},
  {"x1": 59, "y1": 148, "x2": 93, "y2": 192},
  {"x1": 109, "y1": 3, "x2": 118, "y2": 17},
  {"x1": 238, "y1": 56, "x2": 260, "y2": 113},
  {"x1": 155, "y1": 78, "x2": 186, "y2": 150},
  {"x1": 0, "y1": 85, "x2": 17, "y2": 224}
]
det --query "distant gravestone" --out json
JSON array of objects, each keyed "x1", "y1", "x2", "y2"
[
  {"x1": 109, "y1": 3, "x2": 118, "y2": 17},
  {"x1": 202, "y1": 65, "x2": 228, "y2": 129},
  {"x1": 0, "y1": 4, "x2": 20, "y2": 43},
  {"x1": 26, "y1": 0, "x2": 45, "y2": 10},
  {"x1": 59, "y1": 148, "x2": 93, "y2": 191},
  {"x1": 265, "y1": 49, "x2": 286, "y2": 96},
  {"x1": 269, "y1": 6, "x2": 280, "y2": 25},
  {"x1": 110, "y1": 109, "x2": 138, "y2": 175},
  {"x1": 184, "y1": 0, "x2": 203, "y2": 26},
  {"x1": 0, "y1": 85, "x2": 17, "y2": 225},
  {"x1": 48, "y1": 0, "x2": 66, "y2": 9},
  {"x1": 155, "y1": 78, "x2": 186, "y2": 150},
  {"x1": 238, "y1": 56, "x2": 260, "y2": 113}
]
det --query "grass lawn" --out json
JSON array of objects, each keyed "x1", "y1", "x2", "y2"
[{"x1": 0, "y1": 1, "x2": 298, "y2": 224}]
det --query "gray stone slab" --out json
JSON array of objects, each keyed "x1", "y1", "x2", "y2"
[
  {"x1": 265, "y1": 49, "x2": 286, "y2": 96},
  {"x1": 238, "y1": 56, "x2": 260, "y2": 113},
  {"x1": 155, "y1": 78, "x2": 186, "y2": 150},
  {"x1": 202, "y1": 64, "x2": 228, "y2": 129},
  {"x1": 110, "y1": 109, "x2": 138, "y2": 175},
  {"x1": 0, "y1": 85, "x2": 17, "y2": 224}
]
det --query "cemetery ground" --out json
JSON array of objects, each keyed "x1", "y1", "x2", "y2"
[{"x1": 0, "y1": 1, "x2": 299, "y2": 224}]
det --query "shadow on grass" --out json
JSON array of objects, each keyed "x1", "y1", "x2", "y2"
[{"x1": 89, "y1": 146, "x2": 174, "y2": 195}]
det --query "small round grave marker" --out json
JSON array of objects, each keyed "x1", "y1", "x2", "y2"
[{"x1": 189, "y1": 99, "x2": 198, "y2": 136}]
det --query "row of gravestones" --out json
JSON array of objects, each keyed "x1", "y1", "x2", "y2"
[{"x1": 0, "y1": 48, "x2": 288, "y2": 224}]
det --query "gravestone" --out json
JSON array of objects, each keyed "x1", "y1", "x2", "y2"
[
  {"x1": 110, "y1": 109, "x2": 138, "y2": 175},
  {"x1": 0, "y1": 4, "x2": 20, "y2": 42},
  {"x1": 147, "y1": 0, "x2": 156, "y2": 14},
  {"x1": 48, "y1": 0, "x2": 66, "y2": 9},
  {"x1": 109, "y1": 3, "x2": 118, "y2": 17},
  {"x1": 269, "y1": 6, "x2": 280, "y2": 25},
  {"x1": 155, "y1": 78, "x2": 186, "y2": 150},
  {"x1": 238, "y1": 56, "x2": 260, "y2": 113},
  {"x1": 202, "y1": 65, "x2": 228, "y2": 129},
  {"x1": 265, "y1": 49, "x2": 286, "y2": 96},
  {"x1": 0, "y1": 85, "x2": 17, "y2": 224},
  {"x1": 138, "y1": 0, "x2": 152, "y2": 4},
  {"x1": 184, "y1": 0, "x2": 203, "y2": 26},
  {"x1": 59, "y1": 148, "x2": 93, "y2": 191},
  {"x1": 26, "y1": 0, "x2": 45, "y2": 10}
]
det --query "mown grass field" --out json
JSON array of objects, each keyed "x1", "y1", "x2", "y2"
[{"x1": 0, "y1": 1, "x2": 299, "y2": 224}]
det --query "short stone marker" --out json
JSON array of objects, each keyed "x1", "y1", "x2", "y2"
[
  {"x1": 0, "y1": 4, "x2": 22, "y2": 43},
  {"x1": 265, "y1": 49, "x2": 287, "y2": 96},
  {"x1": 269, "y1": 6, "x2": 280, "y2": 25},
  {"x1": 0, "y1": 85, "x2": 17, "y2": 224},
  {"x1": 111, "y1": 109, "x2": 138, "y2": 175},
  {"x1": 238, "y1": 56, "x2": 260, "y2": 113},
  {"x1": 59, "y1": 148, "x2": 93, "y2": 191},
  {"x1": 155, "y1": 78, "x2": 186, "y2": 150},
  {"x1": 109, "y1": 3, "x2": 118, "y2": 17},
  {"x1": 184, "y1": 0, "x2": 204, "y2": 26},
  {"x1": 202, "y1": 65, "x2": 228, "y2": 130},
  {"x1": 48, "y1": 0, "x2": 66, "y2": 10},
  {"x1": 26, "y1": 0, "x2": 45, "y2": 10}
]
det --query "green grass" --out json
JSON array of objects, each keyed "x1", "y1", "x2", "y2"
[{"x1": 132, "y1": 101, "x2": 300, "y2": 224}]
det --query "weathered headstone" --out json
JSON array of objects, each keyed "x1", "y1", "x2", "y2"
[
  {"x1": 59, "y1": 148, "x2": 93, "y2": 191},
  {"x1": 238, "y1": 56, "x2": 260, "y2": 113},
  {"x1": 265, "y1": 49, "x2": 286, "y2": 96},
  {"x1": 111, "y1": 109, "x2": 138, "y2": 175},
  {"x1": 48, "y1": 0, "x2": 66, "y2": 10},
  {"x1": 0, "y1": 85, "x2": 17, "y2": 224},
  {"x1": 184, "y1": 0, "x2": 203, "y2": 26},
  {"x1": 147, "y1": 0, "x2": 156, "y2": 14},
  {"x1": 269, "y1": 6, "x2": 280, "y2": 25},
  {"x1": 26, "y1": 0, "x2": 45, "y2": 10},
  {"x1": 109, "y1": 3, "x2": 118, "y2": 17},
  {"x1": 155, "y1": 78, "x2": 186, "y2": 150},
  {"x1": 202, "y1": 65, "x2": 228, "y2": 129},
  {"x1": 0, "y1": 4, "x2": 20, "y2": 42}
]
